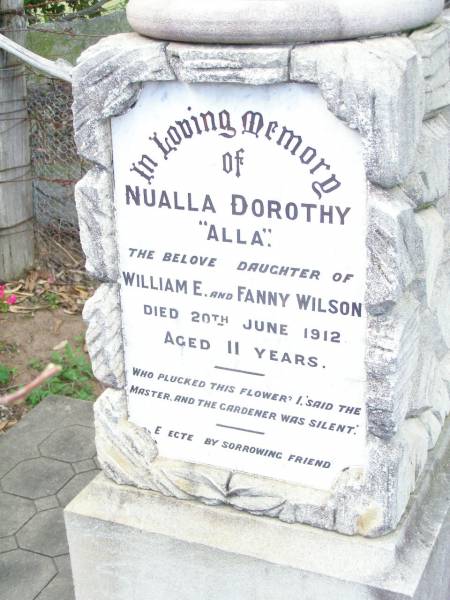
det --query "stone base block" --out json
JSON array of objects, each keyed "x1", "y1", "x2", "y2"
[{"x1": 65, "y1": 426, "x2": 450, "y2": 600}]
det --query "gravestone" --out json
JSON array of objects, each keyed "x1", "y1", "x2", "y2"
[
  {"x1": 113, "y1": 81, "x2": 367, "y2": 491},
  {"x1": 65, "y1": 2, "x2": 450, "y2": 599}
]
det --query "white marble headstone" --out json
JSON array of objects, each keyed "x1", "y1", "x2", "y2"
[
  {"x1": 112, "y1": 82, "x2": 367, "y2": 490},
  {"x1": 73, "y1": 29, "x2": 450, "y2": 536}
]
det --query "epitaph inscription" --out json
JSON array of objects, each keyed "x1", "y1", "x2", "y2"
[{"x1": 112, "y1": 82, "x2": 367, "y2": 490}]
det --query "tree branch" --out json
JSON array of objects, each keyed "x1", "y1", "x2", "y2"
[
  {"x1": 57, "y1": 0, "x2": 109, "y2": 21},
  {"x1": 0, "y1": 363, "x2": 62, "y2": 406}
]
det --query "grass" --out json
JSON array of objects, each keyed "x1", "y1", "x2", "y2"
[
  {"x1": 27, "y1": 342, "x2": 95, "y2": 406},
  {"x1": 0, "y1": 363, "x2": 16, "y2": 387}
]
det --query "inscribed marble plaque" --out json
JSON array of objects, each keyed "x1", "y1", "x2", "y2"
[{"x1": 111, "y1": 82, "x2": 367, "y2": 490}]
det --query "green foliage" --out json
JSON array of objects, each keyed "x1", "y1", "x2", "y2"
[
  {"x1": 42, "y1": 291, "x2": 60, "y2": 310},
  {"x1": 27, "y1": 343, "x2": 95, "y2": 406},
  {"x1": 25, "y1": 0, "x2": 105, "y2": 23},
  {"x1": 0, "y1": 363, "x2": 16, "y2": 387}
]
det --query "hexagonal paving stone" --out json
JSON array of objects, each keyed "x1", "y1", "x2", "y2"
[
  {"x1": 57, "y1": 470, "x2": 99, "y2": 507},
  {"x1": 0, "y1": 492, "x2": 35, "y2": 537},
  {"x1": 39, "y1": 426, "x2": 96, "y2": 463},
  {"x1": 0, "y1": 536, "x2": 17, "y2": 553},
  {"x1": 2, "y1": 458, "x2": 73, "y2": 499},
  {"x1": 73, "y1": 459, "x2": 96, "y2": 474},
  {"x1": 35, "y1": 496, "x2": 59, "y2": 512},
  {"x1": 0, "y1": 549, "x2": 56, "y2": 600},
  {"x1": 0, "y1": 434, "x2": 40, "y2": 480},
  {"x1": 17, "y1": 508, "x2": 68, "y2": 557},
  {"x1": 36, "y1": 555, "x2": 75, "y2": 600}
]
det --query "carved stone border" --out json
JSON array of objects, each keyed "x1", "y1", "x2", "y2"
[{"x1": 73, "y1": 23, "x2": 450, "y2": 537}]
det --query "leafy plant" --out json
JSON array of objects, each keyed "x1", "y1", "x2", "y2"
[
  {"x1": 27, "y1": 343, "x2": 95, "y2": 406},
  {"x1": 0, "y1": 363, "x2": 16, "y2": 387},
  {"x1": 42, "y1": 291, "x2": 60, "y2": 310},
  {"x1": 24, "y1": 0, "x2": 107, "y2": 23}
]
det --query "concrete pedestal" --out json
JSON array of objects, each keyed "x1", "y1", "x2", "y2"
[{"x1": 65, "y1": 422, "x2": 450, "y2": 600}]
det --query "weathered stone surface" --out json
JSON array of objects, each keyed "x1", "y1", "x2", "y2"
[
  {"x1": 36, "y1": 555, "x2": 75, "y2": 600},
  {"x1": 366, "y1": 296, "x2": 420, "y2": 438},
  {"x1": 167, "y1": 44, "x2": 290, "y2": 84},
  {"x1": 415, "y1": 208, "x2": 445, "y2": 306},
  {"x1": 65, "y1": 430, "x2": 450, "y2": 600},
  {"x1": 435, "y1": 270, "x2": 450, "y2": 350},
  {"x1": 407, "y1": 311, "x2": 450, "y2": 423},
  {"x1": 73, "y1": 459, "x2": 97, "y2": 474},
  {"x1": 291, "y1": 37, "x2": 424, "y2": 188},
  {"x1": 93, "y1": 384, "x2": 444, "y2": 537},
  {"x1": 73, "y1": 33, "x2": 174, "y2": 168},
  {"x1": 424, "y1": 76, "x2": 450, "y2": 117},
  {"x1": 0, "y1": 550, "x2": 56, "y2": 600},
  {"x1": 333, "y1": 422, "x2": 430, "y2": 536},
  {"x1": 441, "y1": 8, "x2": 450, "y2": 50},
  {"x1": 39, "y1": 425, "x2": 96, "y2": 463},
  {"x1": 0, "y1": 536, "x2": 17, "y2": 554},
  {"x1": 411, "y1": 22, "x2": 450, "y2": 78},
  {"x1": 126, "y1": 0, "x2": 444, "y2": 45},
  {"x1": 0, "y1": 431, "x2": 40, "y2": 480},
  {"x1": 2, "y1": 458, "x2": 73, "y2": 500},
  {"x1": 17, "y1": 508, "x2": 69, "y2": 557},
  {"x1": 365, "y1": 187, "x2": 418, "y2": 314},
  {"x1": 402, "y1": 115, "x2": 449, "y2": 208},
  {"x1": 418, "y1": 411, "x2": 444, "y2": 449},
  {"x1": 75, "y1": 168, "x2": 117, "y2": 282},
  {"x1": 0, "y1": 492, "x2": 35, "y2": 537},
  {"x1": 74, "y1": 30, "x2": 450, "y2": 537},
  {"x1": 57, "y1": 471, "x2": 98, "y2": 507},
  {"x1": 410, "y1": 350, "x2": 440, "y2": 415},
  {"x1": 83, "y1": 284, "x2": 125, "y2": 389},
  {"x1": 0, "y1": 397, "x2": 96, "y2": 599},
  {"x1": 425, "y1": 293, "x2": 449, "y2": 361},
  {"x1": 428, "y1": 365, "x2": 450, "y2": 425},
  {"x1": 35, "y1": 496, "x2": 60, "y2": 512},
  {"x1": 73, "y1": 31, "x2": 435, "y2": 191},
  {"x1": 440, "y1": 351, "x2": 450, "y2": 392},
  {"x1": 94, "y1": 389, "x2": 159, "y2": 488},
  {"x1": 411, "y1": 22, "x2": 450, "y2": 117}
]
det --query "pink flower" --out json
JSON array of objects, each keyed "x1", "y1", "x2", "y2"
[
  {"x1": 0, "y1": 285, "x2": 4, "y2": 300},
  {"x1": 6, "y1": 295, "x2": 16, "y2": 305}
]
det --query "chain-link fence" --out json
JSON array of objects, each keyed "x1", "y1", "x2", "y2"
[
  {"x1": 21, "y1": 10, "x2": 129, "y2": 277},
  {"x1": 27, "y1": 69, "x2": 88, "y2": 276},
  {"x1": 28, "y1": 71, "x2": 85, "y2": 229}
]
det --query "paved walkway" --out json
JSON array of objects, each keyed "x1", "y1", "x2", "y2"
[{"x1": 0, "y1": 396, "x2": 99, "y2": 600}]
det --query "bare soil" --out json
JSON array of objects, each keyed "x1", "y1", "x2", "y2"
[
  {"x1": 0, "y1": 227, "x2": 100, "y2": 430},
  {"x1": 0, "y1": 309, "x2": 88, "y2": 387},
  {"x1": 0, "y1": 308, "x2": 102, "y2": 431}
]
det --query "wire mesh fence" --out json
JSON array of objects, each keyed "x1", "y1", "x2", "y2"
[
  {"x1": 0, "y1": 8, "x2": 129, "y2": 280},
  {"x1": 0, "y1": 64, "x2": 98, "y2": 312},
  {"x1": 17, "y1": 9, "x2": 129, "y2": 278},
  {"x1": 28, "y1": 70, "x2": 85, "y2": 227},
  {"x1": 27, "y1": 67, "x2": 89, "y2": 276}
]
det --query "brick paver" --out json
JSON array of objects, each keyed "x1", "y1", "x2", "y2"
[{"x1": 0, "y1": 397, "x2": 99, "y2": 600}]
